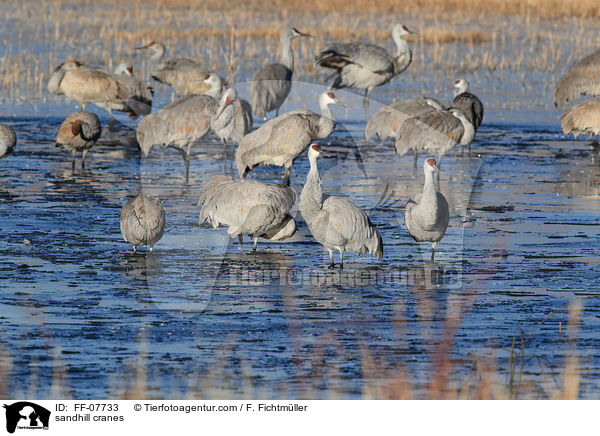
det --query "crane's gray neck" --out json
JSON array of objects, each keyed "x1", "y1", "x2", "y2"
[
  {"x1": 280, "y1": 34, "x2": 294, "y2": 71},
  {"x1": 459, "y1": 117, "x2": 475, "y2": 145},
  {"x1": 422, "y1": 169, "x2": 439, "y2": 197},
  {"x1": 212, "y1": 104, "x2": 234, "y2": 131},
  {"x1": 393, "y1": 40, "x2": 412, "y2": 75},
  {"x1": 317, "y1": 101, "x2": 336, "y2": 137},
  {"x1": 47, "y1": 69, "x2": 66, "y2": 94},
  {"x1": 301, "y1": 156, "x2": 323, "y2": 211}
]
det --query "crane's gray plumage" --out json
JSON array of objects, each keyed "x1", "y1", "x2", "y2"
[
  {"x1": 452, "y1": 79, "x2": 484, "y2": 131},
  {"x1": 395, "y1": 106, "x2": 474, "y2": 165},
  {"x1": 299, "y1": 144, "x2": 383, "y2": 268},
  {"x1": 560, "y1": 96, "x2": 600, "y2": 145},
  {"x1": 136, "y1": 93, "x2": 218, "y2": 175},
  {"x1": 112, "y1": 61, "x2": 153, "y2": 118},
  {"x1": 554, "y1": 48, "x2": 600, "y2": 109},
  {"x1": 120, "y1": 194, "x2": 166, "y2": 252},
  {"x1": 364, "y1": 97, "x2": 443, "y2": 143},
  {"x1": 199, "y1": 175, "x2": 296, "y2": 250},
  {"x1": 212, "y1": 88, "x2": 253, "y2": 144},
  {"x1": 48, "y1": 60, "x2": 150, "y2": 122},
  {"x1": 405, "y1": 158, "x2": 449, "y2": 261},
  {"x1": 236, "y1": 91, "x2": 346, "y2": 185},
  {"x1": 250, "y1": 27, "x2": 311, "y2": 120},
  {"x1": 56, "y1": 111, "x2": 101, "y2": 169},
  {"x1": 315, "y1": 23, "x2": 414, "y2": 119},
  {"x1": 135, "y1": 41, "x2": 211, "y2": 96},
  {"x1": 0, "y1": 124, "x2": 16, "y2": 159}
]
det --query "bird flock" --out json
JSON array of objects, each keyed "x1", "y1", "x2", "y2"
[{"x1": 1, "y1": 24, "x2": 599, "y2": 266}]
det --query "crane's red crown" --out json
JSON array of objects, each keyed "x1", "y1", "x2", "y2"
[{"x1": 426, "y1": 158, "x2": 436, "y2": 166}]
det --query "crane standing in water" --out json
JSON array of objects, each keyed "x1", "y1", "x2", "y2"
[
  {"x1": 250, "y1": 27, "x2": 312, "y2": 121},
  {"x1": 315, "y1": 23, "x2": 414, "y2": 120}
]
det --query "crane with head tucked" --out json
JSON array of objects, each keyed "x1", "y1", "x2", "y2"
[
  {"x1": 120, "y1": 194, "x2": 166, "y2": 252},
  {"x1": 199, "y1": 175, "x2": 296, "y2": 251},
  {"x1": 55, "y1": 111, "x2": 101, "y2": 169},
  {"x1": 315, "y1": 23, "x2": 414, "y2": 120},
  {"x1": 135, "y1": 41, "x2": 212, "y2": 96},
  {"x1": 452, "y1": 79, "x2": 484, "y2": 132}
]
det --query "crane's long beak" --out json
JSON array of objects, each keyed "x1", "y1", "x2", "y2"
[
  {"x1": 334, "y1": 96, "x2": 348, "y2": 109},
  {"x1": 134, "y1": 44, "x2": 150, "y2": 50},
  {"x1": 293, "y1": 28, "x2": 313, "y2": 38}
]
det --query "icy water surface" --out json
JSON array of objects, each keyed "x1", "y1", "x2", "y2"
[{"x1": 1, "y1": 84, "x2": 600, "y2": 399}]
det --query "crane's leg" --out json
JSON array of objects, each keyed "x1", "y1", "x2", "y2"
[
  {"x1": 185, "y1": 144, "x2": 192, "y2": 181},
  {"x1": 252, "y1": 237, "x2": 258, "y2": 252},
  {"x1": 283, "y1": 164, "x2": 291, "y2": 186},
  {"x1": 338, "y1": 249, "x2": 344, "y2": 270},
  {"x1": 81, "y1": 103, "x2": 86, "y2": 112},
  {"x1": 133, "y1": 245, "x2": 137, "y2": 253},
  {"x1": 276, "y1": 107, "x2": 279, "y2": 117},
  {"x1": 222, "y1": 139, "x2": 228, "y2": 173},
  {"x1": 108, "y1": 109, "x2": 115, "y2": 131},
  {"x1": 71, "y1": 149, "x2": 76, "y2": 170},
  {"x1": 327, "y1": 249, "x2": 334, "y2": 269},
  {"x1": 150, "y1": 245, "x2": 153, "y2": 253},
  {"x1": 363, "y1": 89, "x2": 372, "y2": 121},
  {"x1": 81, "y1": 150, "x2": 88, "y2": 169},
  {"x1": 237, "y1": 234, "x2": 243, "y2": 250},
  {"x1": 413, "y1": 149, "x2": 418, "y2": 168},
  {"x1": 431, "y1": 242, "x2": 438, "y2": 262}
]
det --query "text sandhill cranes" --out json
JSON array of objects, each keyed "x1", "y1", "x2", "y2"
[
  {"x1": 120, "y1": 194, "x2": 166, "y2": 252},
  {"x1": 554, "y1": 47, "x2": 600, "y2": 110},
  {"x1": 395, "y1": 106, "x2": 474, "y2": 166},
  {"x1": 236, "y1": 91, "x2": 346, "y2": 185},
  {"x1": 136, "y1": 93, "x2": 218, "y2": 177},
  {"x1": 555, "y1": 49, "x2": 600, "y2": 147},
  {"x1": 135, "y1": 41, "x2": 211, "y2": 96},
  {"x1": 405, "y1": 158, "x2": 449, "y2": 261},
  {"x1": 251, "y1": 27, "x2": 312, "y2": 121},
  {"x1": 364, "y1": 97, "x2": 443, "y2": 145},
  {"x1": 299, "y1": 144, "x2": 383, "y2": 268},
  {"x1": 315, "y1": 23, "x2": 414, "y2": 120},
  {"x1": 48, "y1": 60, "x2": 152, "y2": 125},
  {"x1": 0, "y1": 124, "x2": 16, "y2": 159},
  {"x1": 199, "y1": 175, "x2": 296, "y2": 251},
  {"x1": 55, "y1": 111, "x2": 101, "y2": 169}
]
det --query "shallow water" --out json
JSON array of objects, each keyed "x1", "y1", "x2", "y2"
[{"x1": 1, "y1": 78, "x2": 599, "y2": 399}]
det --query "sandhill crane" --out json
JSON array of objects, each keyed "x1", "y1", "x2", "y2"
[
  {"x1": 0, "y1": 124, "x2": 16, "y2": 159},
  {"x1": 299, "y1": 144, "x2": 383, "y2": 268},
  {"x1": 236, "y1": 91, "x2": 346, "y2": 185},
  {"x1": 452, "y1": 79, "x2": 484, "y2": 131},
  {"x1": 395, "y1": 106, "x2": 474, "y2": 166},
  {"x1": 120, "y1": 194, "x2": 166, "y2": 252},
  {"x1": 135, "y1": 41, "x2": 211, "y2": 96},
  {"x1": 198, "y1": 175, "x2": 296, "y2": 251},
  {"x1": 364, "y1": 97, "x2": 443, "y2": 144},
  {"x1": 554, "y1": 48, "x2": 600, "y2": 109},
  {"x1": 211, "y1": 88, "x2": 253, "y2": 164},
  {"x1": 113, "y1": 61, "x2": 153, "y2": 119},
  {"x1": 136, "y1": 94, "x2": 218, "y2": 177},
  {"x1": 204, "y1": 74, "x2": 253, "y2": 143},
  {"x1": 560, "y1": 96, "x2": 600, "y2": 147},
  {"x1": 405, "y1": 158, "x2": 449, "y2": 261},
  {"x1": 315, "y1": 23, "x2": 414, "y2": 120},
  {"x1": 48, "y1": 60, "x2": 151, "y2": 125},
  {"x1": 250, "y1": 27, "x2": 311, "y2": 121},
  {"x1": 55, "y1": 111, "x2": 101, "y2": 169}
]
